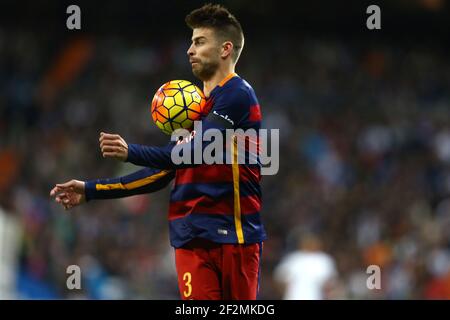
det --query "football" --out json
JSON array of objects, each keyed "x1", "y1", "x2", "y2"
[{"x1": 151, "y1": 80, "x2": 208, "y2": 134}]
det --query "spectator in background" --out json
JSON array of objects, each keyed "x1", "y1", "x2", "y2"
[
  {"x1": 0, "y1": 205, "x2": 22, "y2": 299},
  {"x1": 273, "y1": 232, "x2": 340, "y2": 300}
]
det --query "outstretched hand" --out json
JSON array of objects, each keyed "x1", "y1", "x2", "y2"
[
  {"x1": 50, "y1": 179, "x2": 86, "y2": 210},
  {"x1": 99, "y1": 132, "x2": 128, "y2": 161}
]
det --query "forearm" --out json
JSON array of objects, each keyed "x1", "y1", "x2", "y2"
[
  {"x1": 126, "y1": 130, "x2": 221, "y2": 169},
  {"x1": 84, "y1": 167, "x2": 174, "y2": 201},
  {"x1": 126, "y1": 141, "x2": 203, "y2": 169},
  {"x1": 126, "y1": 143, "x2": 178, "y2": 169}
]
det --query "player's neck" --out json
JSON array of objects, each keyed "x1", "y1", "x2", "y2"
[{"x1": 203, "y1": 66, "x2": 235, "y2": 97}]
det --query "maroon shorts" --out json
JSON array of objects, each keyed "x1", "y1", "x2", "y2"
[{"x1": 174, "y1": 238, "x2": 263, "y2": 300}]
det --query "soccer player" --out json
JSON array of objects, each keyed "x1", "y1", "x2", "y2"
[
  {"x1": 50, "y1": 4, "x2": 266, "y2": 300},
  {"x1": 273, "y1": 233, "x2": 339, "y2": 300}
]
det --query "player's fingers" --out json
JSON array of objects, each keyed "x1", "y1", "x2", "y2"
[
  {"x1": 105, "y1": 145, "x2": 126, "y2": 153},
  {"x1": 100, "y1": 139, "x2": 124, "y2": 150},
  {"x1": 100, "y1": 133, "x2": 122, "y2": 141},
  {"x1": 101, "y1": 145, "x2": 124, "y2": 153},
  {"x1": 51, "y1": 186, "x2": 71, "y2": 197},
  {"x1": 99, "y1": 139, "x2": 116, "y2": 149},
  {"x1": 100, "y1": 139, "x2": 123, "y2": 149},
  {"x1": 56, "y1": 197, "x2": 68, "y2": 205},
  {"x1": 102, "y1": 151, "x2": 116, "y2": 158},
  {"x1": 50, "y1": 186, "x2": 59, "y2": 196},
  {"x1": 55, "y1": 193, "x2": 68, "y2": 203},
  {"x1": 99, "y1": 132, "x2": 105, "y2": 141},
  {"x1": 102, "y1": 151, "x2": 122, "y2": 159},
  {"x1": 56, "y1": 180, "x2": 76, "y2": 189}
]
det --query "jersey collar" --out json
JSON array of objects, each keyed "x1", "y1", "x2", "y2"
[
  {"x1": 218, "y1": 72, "x2": 238, "y2": 87},
  {"x1": 208, "y1": 72, "x2": 238, "y2": 99}
]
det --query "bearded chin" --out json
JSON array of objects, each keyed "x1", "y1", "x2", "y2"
[{"x1": 192, "y1": 61, "x2": 219, "y2": 81}]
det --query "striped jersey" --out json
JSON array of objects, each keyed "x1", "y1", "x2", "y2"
[{"x1": 85, "y1": 73, "x2": 267, "y2": 248}]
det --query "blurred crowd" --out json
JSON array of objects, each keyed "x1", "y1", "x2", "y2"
[{"x1": 0, "y1": 28, "x2": 449, "y2": 299}]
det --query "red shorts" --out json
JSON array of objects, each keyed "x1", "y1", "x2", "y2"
[{"x1": 174, "y1": 238, "x2": 263, "y2": 300}]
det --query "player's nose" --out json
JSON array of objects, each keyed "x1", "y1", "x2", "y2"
[{"x1": 187, "y1": 44, "x2": 195, "y2": 56}]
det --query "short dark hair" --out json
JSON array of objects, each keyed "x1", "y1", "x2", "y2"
[{"x1": 185, "y1": 3, "x2": 244, "y2": 63}]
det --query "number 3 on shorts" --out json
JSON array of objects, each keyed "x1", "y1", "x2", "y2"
[{"x1": 183, "y1": 272, "x2": 192, "y2": 298}]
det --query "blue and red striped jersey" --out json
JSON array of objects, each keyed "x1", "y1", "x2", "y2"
[{"x1": 85, "y1": 73, "x2": 267, "y2": 248}]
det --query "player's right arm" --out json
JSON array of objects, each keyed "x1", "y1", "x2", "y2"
[
  {"x1": 102, "y1": 87, "x2": 250, "y2": 169},
  {"x1": 50, "y1": 167, "x2": 175, "y2": 210}
]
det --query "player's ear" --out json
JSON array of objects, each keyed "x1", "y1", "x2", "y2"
[{"x1": 221, "y1": 41, "x2": 233, "y2": 59}]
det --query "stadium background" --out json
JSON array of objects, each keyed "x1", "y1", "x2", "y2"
[{"x1": 0, "y1": 0, "x2": 449, "y2": 299}]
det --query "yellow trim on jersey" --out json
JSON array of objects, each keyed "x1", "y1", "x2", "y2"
[
  {"x1": 96, "y1": 182, "x2": 124, "y2": 190},
  {"x1": 218, "y1": 72, "x2": 238, "y2": 87},
  {"x1": 95, "y1": 170, "x2": 171, "y2": 191},
  {"x1": 232, "y1": 135, "x2": 244, "y2": 244}
]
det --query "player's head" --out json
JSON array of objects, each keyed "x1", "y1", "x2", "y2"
[
  {"x1": 298, "y1": 233, "x2": 323, "y2": 252},
  {"x1": 185, "y1": 3, "x2": 244, "y2": 80}
]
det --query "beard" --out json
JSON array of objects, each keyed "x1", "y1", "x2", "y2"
[{"x1": 191, "y1": 59, "x2": 219, "y2": 81}]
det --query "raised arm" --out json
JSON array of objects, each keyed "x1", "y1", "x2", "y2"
[
  {"x1": 84, "y1": 167, "x2": 175, "y2": 200},
  {"x1": 50, "y1": 167, "x2": 175, "y2": 210},
  {"x1": 100, "y1": 87, "x2": 249, "y2": 170}
]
